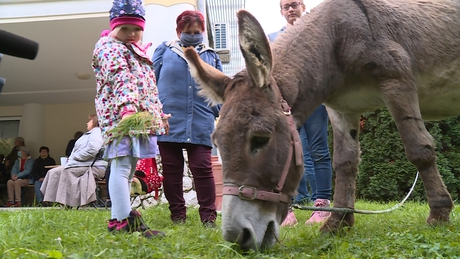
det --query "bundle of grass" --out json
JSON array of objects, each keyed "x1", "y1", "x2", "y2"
[{"x1": 109, "y1": 112, "x2": 156, "y2": 141}]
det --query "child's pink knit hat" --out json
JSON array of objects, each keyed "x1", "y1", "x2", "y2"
[{"x1": 109, "y1": 0, "x2": 145, "y2": 30}]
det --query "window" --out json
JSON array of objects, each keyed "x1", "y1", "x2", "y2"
[{"x1": 214, "y1": 23, "x2": 229, "y2": 50}]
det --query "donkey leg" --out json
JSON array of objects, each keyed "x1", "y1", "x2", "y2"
[
  {"x1": 320, "y1": 108, "x2": 361, "y2": 233},
  {"x1": 381, "y1": 79, "x2": 453, "y2": 225}
]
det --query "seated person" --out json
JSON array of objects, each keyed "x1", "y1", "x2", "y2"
[
  {"x1": 5, "y1": 146, "x2": 34, "y2": 207},
  {"x1": 0, "y1": 154, "x2": 8, "y2": 184},
  {"x1": 65, "y1": 131, "x2": 84, "y2": 157},
  {"x1": 41, "y1": 114, "x2": 107, "y2": 207},
  {"x1": 4, "y1": 137, "x2": 25, "y2": 174},
  {"x1": 31, "y1": 146, "x2": 56, "y2": 205}
]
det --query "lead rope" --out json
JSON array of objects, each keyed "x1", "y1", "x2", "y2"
[{"x1": 293, "y1": 172, "x2": 419, "y2": 214}]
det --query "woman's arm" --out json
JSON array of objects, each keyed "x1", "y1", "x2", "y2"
[
  {"x1": 10, "y1": 159, "x2": 19, "y2": 175},
  {"x1": 70, "y1": 129, "x2": 104, "y2": 162},
  {"x1": 16, "y1": 159, "x2": 34, "y2": 179}
]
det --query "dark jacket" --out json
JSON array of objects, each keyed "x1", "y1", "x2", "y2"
[
  {"x1": 5, "y1": 146, "x2": 19, "y2": 171},
  {"x1": 31, "y1": 156, "x2": 56, "y2": 180},
  {"x1": 65, "y1": 139, "x2": 77, "y2": 157},
  {"x1": 0, "y1": 163, "x2": 7, "y2": 184}
]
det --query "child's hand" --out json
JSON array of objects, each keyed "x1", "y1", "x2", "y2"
[
  {"x1": 161, "y1": 114, "x2": 172, "y2": 134},
  {"x1": 121, "y1": 114, "x2": 133, "y2": 122}
]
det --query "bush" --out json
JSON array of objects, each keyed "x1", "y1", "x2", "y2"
[{"x1": 330, "y1": 108, "x2": 460, "y2": 202}]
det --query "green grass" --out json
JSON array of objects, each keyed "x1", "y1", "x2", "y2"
[{"x1": 0, "y1": 201, "x2": 459, "y2": 259}]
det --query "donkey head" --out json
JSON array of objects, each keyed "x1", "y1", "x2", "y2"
[{"x1": 184, "y1": 10, "x2": 303, "y2": 251}]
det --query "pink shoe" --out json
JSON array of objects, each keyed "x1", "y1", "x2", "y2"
[
  {"x1": 116, "y1": 210, "x2": 166, "y2": 238},
  {"x1": 281, "y1": 209, "x2": 298, "y2": 227},
  {"x1": 305, "y1": 199, "x2": 331, "y2": 225},
  {"x1": 107, "y1": 219, "x2": 118, "y2": 232}
]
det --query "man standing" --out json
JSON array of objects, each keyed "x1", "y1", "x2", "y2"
[
  {"x1": 31, "y1": 146, "x2": 56, "y2": 205},
  {"x1": 268, "y1": 0, "x2": 333, "y2": 226}
]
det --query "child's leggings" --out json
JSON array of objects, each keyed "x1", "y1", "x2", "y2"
[{"x1": 109, "y1": 156, "x2": 138, "y2": 220}]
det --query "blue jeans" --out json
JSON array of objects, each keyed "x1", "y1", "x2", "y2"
[
  {"x1": 34, "y1": 180, "x2": 43, "y2": 203},
  {"x1": 295, "y1": 105, "x2": 332, "y2": 202}
]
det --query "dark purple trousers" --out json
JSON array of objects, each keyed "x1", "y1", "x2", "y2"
[{"x1": 158, "y1": 142, "x2": 217, "y2": 223}]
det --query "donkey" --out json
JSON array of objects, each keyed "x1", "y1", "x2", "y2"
[{"x1": 184, "y1": 0, "x2": 460, "y2": 251}]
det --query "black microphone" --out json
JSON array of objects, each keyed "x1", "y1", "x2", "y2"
[{"x1": 0, "y1": 29, "x2": 39, "y2": 60}]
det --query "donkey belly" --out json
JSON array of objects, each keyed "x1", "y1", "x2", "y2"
[
  {"x1": 325, "y1": 66, "x2": 460, "y2": 120},
  {"x1": 325, "y1": 82, "x2": 385, "y2": 114},
  {"x1": 417, "y1": 61, "x2": 460, "y2": 120}
]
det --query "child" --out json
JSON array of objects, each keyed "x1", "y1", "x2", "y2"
[{"x1": 92, "y1": 0, "x2": 170, "y2": 238}]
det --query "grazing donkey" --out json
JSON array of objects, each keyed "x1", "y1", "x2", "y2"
[{"x1": 184, "y1": 0, "x2": 459, "y2": 251}]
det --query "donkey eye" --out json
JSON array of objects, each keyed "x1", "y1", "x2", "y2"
[{"x1": 250, "y1": 135, "x2": 270, "y2": 154}]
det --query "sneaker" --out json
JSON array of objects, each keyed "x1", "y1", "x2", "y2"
[
  {"x1": 116, "y1": 210, "x2": 166, "y2": 238},
  {"x1": 172, "y1": 218, "x2": 186, "y2": 225},
  {"x1": 38, "y1": 201, "x2": 50, "y2": 207},
  {"x1": 107, "y1": 219, "x2": 118, "y2": 232},
  {"x1": 305, "y1": 199, "x2": 331, "y2": 225},
  {"x1": 4, "y1": 201, "x2": 15, "y2": 207},
  {"x1": 202, "y1": 220, "x2": 216, "y2": 228},
  {"x1": 281, "y1": 209, "x2": 298, "y2": 227}
]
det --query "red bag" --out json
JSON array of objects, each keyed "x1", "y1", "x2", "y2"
[{"x1": 134, "y1": 158, "x2": 163, "y2": 200}]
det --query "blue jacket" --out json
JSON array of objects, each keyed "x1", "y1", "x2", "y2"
[
  {"x1": 152, "y1": 40, "x2": 222, "y2": 147},
  {"x1": 267, "y1": 26, "x2": 286, "y2": 42},
  {"x1": 11, "y1": 156, "x2": 34, "y2": 184}
]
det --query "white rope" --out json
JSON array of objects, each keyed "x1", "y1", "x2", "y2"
[{"x1": 293, "y1": 171, "x2": 419, "y2": 214}]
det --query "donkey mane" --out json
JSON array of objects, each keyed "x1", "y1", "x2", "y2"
[{"x1": 225, "y1": 70, "x2": 249, "y2": 94}]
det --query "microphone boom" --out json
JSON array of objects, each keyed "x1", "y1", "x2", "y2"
[{"x1": 0, "y1": 30, "x2": 39, "y2": 60}]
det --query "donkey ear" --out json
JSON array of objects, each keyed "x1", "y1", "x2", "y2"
[
  {"x1": 184, "y1": 48, "x2": 229, "y2": 105},
  {"x1": 237, "y1": 10, "x2": 273, "y2": 88}
]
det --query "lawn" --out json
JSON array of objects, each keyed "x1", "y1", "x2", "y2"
[{"x1": 0, "y1": 201, "x2": 458, "y2": 258}]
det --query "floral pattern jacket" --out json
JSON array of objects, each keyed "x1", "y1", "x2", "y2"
[{"x1": 92, "y1": 37, "x2": 165, "y2": 145}]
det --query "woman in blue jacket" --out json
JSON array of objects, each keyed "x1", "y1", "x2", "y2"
[
  {"x1": 152, "y1": 10, "x2": 222, "y2": 227},
  {"x1": 5, "y1": 146, "x2": 34, "y2": 207}
]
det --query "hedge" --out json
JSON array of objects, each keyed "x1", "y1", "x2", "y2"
[{"x1": 328, "y1": 108, "x2": 460, "y2": 202}]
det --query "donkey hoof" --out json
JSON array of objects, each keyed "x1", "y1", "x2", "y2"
[
  {"x1": 427, "y1": 213, "x2": 450, "y2": 226},
  {"x1": 427, "y1": 203, "x2": 453, "y2": 226},
  {"x1": 319, "y1": 213, "x2": 354, "y2": 233}
]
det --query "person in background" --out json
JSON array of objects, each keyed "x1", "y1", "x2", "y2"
[
  {"x1": 92, "y1": 0, "x2": 168, "y2": 238},
  {"x1": 152, "y1": 10, "x2": 222, "y2": 227},
  {"x1": 268, "y1": 0, "x2": 333, "y2": 226},
  {"x1": 0, "y1": 154, "x2": 7, "y2": 184},
  {"x1": 65, "y1": 131, "x2": 84, "y2": 157},
  {"x1": 31, "y1": 146, "x2": 56, "y2": 206},
  {"x1": 40, "y1": 115, "x2": 107, "y2": 208},
  {"x1": 4, "y1": 146, "x2": 34, "y2": 207},
  {"x1": 4, "y1": 137, "x2": 25, "y2": 174}
]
